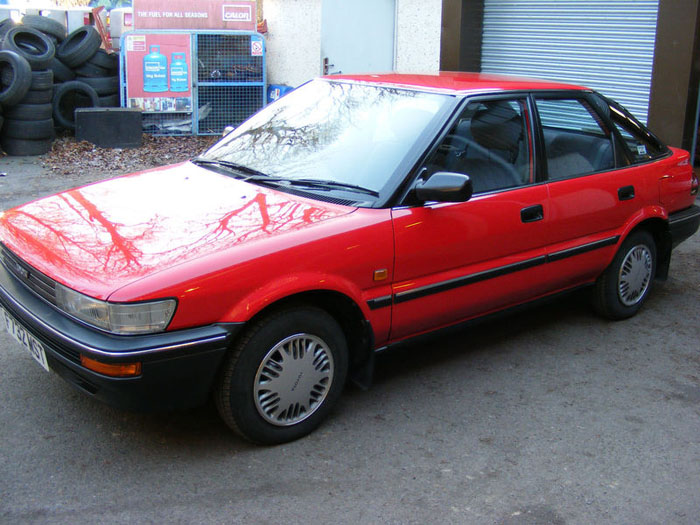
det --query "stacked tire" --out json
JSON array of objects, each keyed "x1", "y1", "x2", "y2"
[
  {"x1": 0, "y1": 16, "x2": 120, "y2": 156},
  {"x1": 54, "y1": 25, "x2": 120, "y2": 130},
  {"x1": 0, "y1": 25, "x2": 56, "y2": 155}
]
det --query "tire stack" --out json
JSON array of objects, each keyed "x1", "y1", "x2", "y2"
[
  {"x1": 0, "y1": 24, "x2": 56, "y2": 155},
  {"x1": 0, "y1": 16, "x2": 120, "y2": 156}
]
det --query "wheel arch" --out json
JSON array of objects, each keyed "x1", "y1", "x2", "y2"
[
  {"x1": 625, "y1": 217, "x2": 672, "y2": 280},
  {"x1": 232, "y1": 289, "x2": 376, "y2": 389}
]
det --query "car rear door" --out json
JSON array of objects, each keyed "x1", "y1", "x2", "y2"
[
  {"x1": 389, "y1": 96, "x2": 552, "y2": 341},
  {"x1": 533, "y1": 94, "x2": 662, "y2": 290}
]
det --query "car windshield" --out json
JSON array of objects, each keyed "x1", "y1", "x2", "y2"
[{"x1": 199, "y1": 79, "x2": 451, "y2": 202}]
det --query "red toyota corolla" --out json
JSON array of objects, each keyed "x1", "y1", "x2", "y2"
[{"x1": 1, "y1": 73, "x2": 698, "y2": 444}]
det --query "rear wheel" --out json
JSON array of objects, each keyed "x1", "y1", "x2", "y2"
[
  {"x1": 593, "y1": 230, "x2": 656, "y2": 320},
  {"x1": 216, "y1": 307, "x2": 348, "y2": 445}
]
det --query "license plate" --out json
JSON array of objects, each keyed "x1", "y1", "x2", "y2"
[{"x1": 0, "y1": 305, "x2": 50, "y2": 372}]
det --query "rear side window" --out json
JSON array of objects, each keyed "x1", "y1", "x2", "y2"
[
  {"x1": 608, "y1": 101, "x2": 666, "y2": 164},
  {"x1": 535, "y1": 98, "x2": 615, "y2": 181}
]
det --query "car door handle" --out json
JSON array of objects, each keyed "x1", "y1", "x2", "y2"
[
  {"x1": 618, "y1": 185, "x2": 635, "y2": 201},
  {"x1": 521, "y1": 204, "x2": 544, "y2": 223}
]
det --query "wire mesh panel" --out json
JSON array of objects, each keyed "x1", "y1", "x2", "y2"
[
  {"x1": 121, "y1": 30, "x2": 265, "y2": 136},
  {"x1": 197, "y1": 85, "x2": 266, "y2": 134},
  {"x1": 195, "y1": 32, "x2": 266, "y2": 135}
]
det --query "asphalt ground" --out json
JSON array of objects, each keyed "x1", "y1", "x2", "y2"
[{"x1": 1, "y1": 155, "x2": 699, "y2": 524}]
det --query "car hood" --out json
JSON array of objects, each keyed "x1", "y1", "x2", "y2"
[{"x1": 0, "y1": 162, "x2": 356, "y2": 300}]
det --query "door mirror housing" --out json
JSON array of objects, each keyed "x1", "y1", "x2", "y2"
[{"x1": 414, "y1": 172, "x2": 473, "y2": 203}]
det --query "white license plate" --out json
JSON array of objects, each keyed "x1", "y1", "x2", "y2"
[{"x1": 0, "y1": 305, "x2": 50, "y2": 372}]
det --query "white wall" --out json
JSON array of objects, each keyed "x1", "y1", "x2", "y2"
[
  {"x1": 395, "y1": 0, "x2": 442, "y2": 73},
  {"x1": 264, "y1": 0, "x2": 322, "y2": 87},
  {"x1": 263, "y1": 0, "x2": 442, "y2": 87}
]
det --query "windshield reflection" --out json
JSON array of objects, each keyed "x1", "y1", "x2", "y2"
[{"x1": 203, "y1": 80, "x2": 450, "y2": 194}]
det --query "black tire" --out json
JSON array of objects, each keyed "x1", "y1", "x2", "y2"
[
  {"x1": 76, "y1": 75, "x2": 119, "y2": 95},
  {"x1": 57, "y1": 26, "x2": 100, "y2": 68},
  {"x1": 21, "y1": 15, "x2": 67, "y2": 42},
  {"x1": 30, "y1": 69, "x2": 53, "y2": 90},
  {"x1": 0, "y1": 135, "x2": 52, "y2": 156},
  {"x1": 52, "y1": 80, "x2": 99, "y2": 129},
  {"x1": 0, "y1": 18, "x2": 15, "y2": 40},
  {"x1": 76, "y1": 92, "x2": 119, "y2": 107},
  {"x1": 18, "y1": 87, "x2": 52, "y2": 104},
  {"x1": 1, "y1": 27, "x2": 55, "y2": 71},
  {"x1": 216, "y1": 307, "x2": 349, "y2": 445},
  {"x1": 3, "y1": 102, "x2": 53, "y2": 120},
  {"x1": 593, "y1": 230, "x2": 657, "y2": 320},
  {"x1": 74, "y1": 61, "x2": 110, "y2": 78},
  {"x1": 1, "y1": 68, "x2": 53, "y2": 90},
  {"x1": 48, "y1": 57, "x2": 75, "y2": 82},
  {"x1": 0, "y1": 50, "x2": 32, "y2": 106},
  {"x1": 2, "y1": 117, "x2": 54, "y2": 139},
  {"x1": 87, "y1": 48, "x2": 119, "y2": 71}
]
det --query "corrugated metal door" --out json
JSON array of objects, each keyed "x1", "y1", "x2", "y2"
[{"x1": 481, "y1": 0, "x2": 659, "y2": 123}]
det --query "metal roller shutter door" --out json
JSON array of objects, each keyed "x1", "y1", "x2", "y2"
[{"x1": 481, "y1": 0, "x2": 659, "y2": 123}]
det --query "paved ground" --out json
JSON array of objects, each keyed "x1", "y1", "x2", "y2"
[{"x1": 1, "y1": 154, "x2": 699, "y2": 524}]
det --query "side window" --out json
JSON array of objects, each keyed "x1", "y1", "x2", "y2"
[
  {"x1": 535, "y1": 98, "x2": 614, "y2": 181},
  {"x1": 608, "y1": 103, "x2": 666, "y2": 164},
  {"x1": 424, "y1": 98, "x2": 532, "y2": 194}
]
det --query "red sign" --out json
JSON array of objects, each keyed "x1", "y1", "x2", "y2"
[{"x1": 133, "y1": 0, "x2": 256, "y2": 31}]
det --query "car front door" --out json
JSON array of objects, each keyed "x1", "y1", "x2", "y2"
[{"x1": 389, "y1": 96, "x2": 552, "y2": 341}]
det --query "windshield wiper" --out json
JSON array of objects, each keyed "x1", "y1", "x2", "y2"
[
  {"x1": 191, "y1": 157, "x2": 268, "y2": 178},
  {"x1": 243, "y1": 176, "x2": 379, "y2": 197}
]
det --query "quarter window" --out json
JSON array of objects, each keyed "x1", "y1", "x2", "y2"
[
  {"x1": 424, "y1": 98, "x2": 532, "y2": 194},
  {"x1": 535, "y1": 98, "x2": 614, "y2": 181},
  {"x1": 608, "y1": 102, "x2": 665, "y2": 163}
]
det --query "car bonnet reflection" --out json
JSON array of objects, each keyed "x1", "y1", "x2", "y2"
[{"x1": 0, "y1": 163, "x2": 352, "y2": 298}]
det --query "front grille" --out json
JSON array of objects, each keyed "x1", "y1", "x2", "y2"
[{"x1": 0, "y1": 243, "x2": 58, "y2": 306}]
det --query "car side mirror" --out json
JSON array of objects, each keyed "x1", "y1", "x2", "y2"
[{"x1": 414, "y1": 172, "x2": 473, "y2": 203}]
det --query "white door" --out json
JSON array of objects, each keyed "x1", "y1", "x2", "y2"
[{"x1": 321, "y1": 0, "x2": 395, "y2": 75}]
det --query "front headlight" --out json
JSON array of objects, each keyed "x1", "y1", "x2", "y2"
[{"x1": 55, "y1": 284, "x2": 176, "y2": 335}]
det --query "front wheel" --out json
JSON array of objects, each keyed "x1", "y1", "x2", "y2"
[
  {"x1": 215, "y1": 307, "x2": 348, "y2": 445},
  {"x1": 593, "y1": 230, "x2": 656, "y2": 320}
]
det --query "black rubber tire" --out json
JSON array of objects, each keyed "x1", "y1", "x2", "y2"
[
  {"x1": 21, "y1": 15, "x2": 67, "y2": 42},
  {"x1": 0, "y1": 50, "x2": 32, "y2": 106},
  {"x1": 593, "y1": 230, "x2": 657, "y2": 320},
  {"x1": 1, "y1": 26, "x2": 55, "y2": 71},
  {"x1": 52, "y1": 80, "x2": 99, "y2": 129},
  {"x1": 57, "y1": 26, "x2": 100, "y2": 68},
  {"x1": 87, "y1": 48, "x2": 119, "y2": 71},
  {"x1": 74, "y1": 61, "x2": 110, "y2": 78},
  {"x1": 0, "y1": 18, "x2": 15, "y2": 40},
  {"x1": 215, "y1": 307, "x2": 349, "y2": 445},
  {"x1": 2, "y1": 117, "x2": 54, "y2": 139},
  {"x1": 30, "y1": 69, "x2": 53, "y2": 90},
  {"x1": 3, "y1": 102, "x2": 53, "y2": 120},
  {"x1": 76, "y1": 92, "x2": 120, "y2": 108},
  {"x1": 18, "y1": 87, "x2": 52, "y2": 104},
  {"x1": 48, "y1": 57, "x2": 75, "y2": 82},
  {"x1": 76, "y1": 75, "x2": 119, "y2": 95},
  {"x1": 2, "y1": 67, "x2": 53, "y2": 89},
  {"x1": 0, "y1": 135, "x2": 52, "y2": 156}
]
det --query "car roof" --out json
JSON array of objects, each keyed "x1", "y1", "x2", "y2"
[{"x1": 325, "y1": 71, "x2": 588, "y2": 94}]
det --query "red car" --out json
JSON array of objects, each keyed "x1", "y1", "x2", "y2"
[{"x1": 1, "y1": 73, "x2": 698, "y2": 444}]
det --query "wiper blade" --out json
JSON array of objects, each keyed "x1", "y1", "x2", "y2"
[
  {"x1": 242, "y1": 176, "x2": 379, "y2": 197},
  {"x1": 191, "y1": 157, "x2": 267, "y2": 178}
]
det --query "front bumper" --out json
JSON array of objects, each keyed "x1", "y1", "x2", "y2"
[
  {"x1": 0, "y1": 262, "x2": 242, "y2": 411},
  {"x1": 669, "y1": 204, "x2": 700, "y2": 248}
]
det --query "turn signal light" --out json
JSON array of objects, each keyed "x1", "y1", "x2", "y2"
[{"x1": 80, "y1": 355, "x2": 142, "y2": 377}]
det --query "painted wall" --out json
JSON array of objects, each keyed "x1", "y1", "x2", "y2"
[
  {"x1": 263, "y1": 0, "x2": 442, "y2": 87},
  {"x1": 263, "y1": 0, "x2": 322, "y2": 87}
]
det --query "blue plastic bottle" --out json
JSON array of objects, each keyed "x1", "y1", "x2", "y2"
[
  {"x1": 143, "y1": 45, "x2": 167, "y2": 93},
  {"x1": 169, "y1": 52, "x2": 188, "y2": 92}
]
